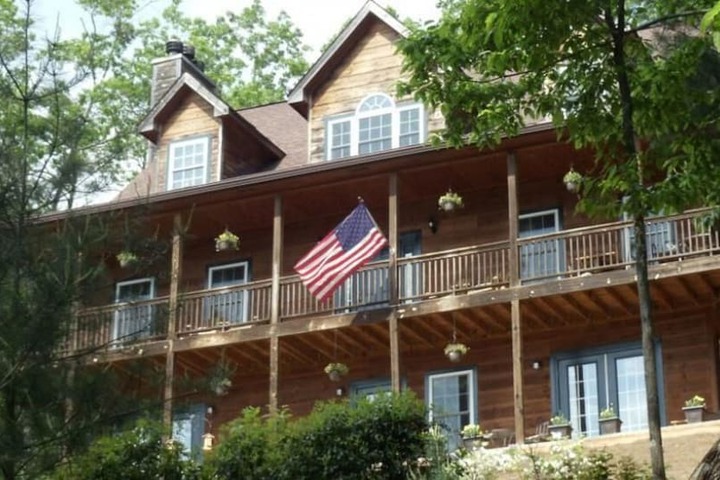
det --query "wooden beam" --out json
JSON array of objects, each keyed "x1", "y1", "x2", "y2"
[
  {"x1": 398, "y1": 322, "x2": 436, "y2": 348},
  {"x1": 675, "y1": 276, "x2": 700, "y2": 306},
  {"x1": 520, "y1": 302, "x2": 550, "y2": 330},
  {"x1": 507, "y1": 152, "x2": 519, "y2": 287},
  {"x1": 163, "y1": 213, "x2": 183, "y2": 430},
  {"x1": 389, "y1": 173, "x2": 401, "y2": 393},
  {"x1": 603, "y1": 287, "x2": 635, "y2": 315},
  {"x1": 554, "y1": 294, "x2": 592, "y2": 323},
  {"x1": 269, "y1": 194, "x2": 283, "y2": 413},
  {"x1": 511, "y1": 299, "x2": 525, "y2": 444}
]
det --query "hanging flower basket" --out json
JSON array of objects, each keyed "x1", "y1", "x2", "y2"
[
  {"x1": 116, "y1": 251, "x2": 138, "y2": 268},
  {"x1": 438, "y1": 189, "x2": 464, "y2": 212},
  {"x1": 215, "y1": 229, "x2": 240, "y2": 252},
  {"x1": 444, "y1": 343, "x2": 469, "y2": 362},
  {"x1": 324, "y1": 362, "x2": 349, "y2": 382},
  {"x1": 563, "y1": 169, "x2": 583, "y2": 193}
]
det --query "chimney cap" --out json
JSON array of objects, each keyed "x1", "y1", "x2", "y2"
[
  {"x1": 183, "y1": 44, "x2": 196, "y2": 60},
  {"x1": 166, "y1": 39, "x2": 184, "y2": 55}
]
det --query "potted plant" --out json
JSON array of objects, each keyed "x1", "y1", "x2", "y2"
[
  {"x1": 444, "y1": 343, "x2": 469, "y2": 362},
  {"x1": 324, "y1": 362, "x2": 349, "y2": 382},
  {"x1": 683, "y1": 394, "x2": 706, "y2": 423},
  {"x1": 116, "y1": 250, "x2": 138, "y2": 268},
  {"x1": 215, "y1": 229, "x2": 240, "y2": 252},
  {"x1": 548, "y1": 413, "x2": 572, "y2": 439},
  {"x1": 438, "y1": 189, "x2": 464, "y2": 212},
  {"x1": 461, "y1": 423, "x2": 485, "y2": 450},
  {"x1": 599, "y1": 405, "x2": 622, "y2": 434},
  {"x1": 563, "y1": 169, "x2": 583, "y2": 193}
]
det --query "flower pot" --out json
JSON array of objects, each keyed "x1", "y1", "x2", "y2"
[
  {"x1": 683, "y1": 405, "x2": 705, "y2": 423},
  {"x1": 215, "y1": 239, "x2": 234, "y2": 252},
  {"x1": 327, "y1": 370, "x2": 342, "y2": 382},
  {"x1": 440, "y1": 200, "x2": 457, "y2": 212},
  {"x1": 462, "y1": 435, "x2": 485, "y2": 450},
  {"x1": 599, "y1": 417, "x2": 622, "y2": 435},
  {"x1": 119, "y1": 258, "x2": 136, "y2": 268},
  {"x1": 548, "y1": 424, "x2": 572, "y2": 439},
  {"x1": 446, "y1": 350, "x2": 464, "y2": 362},
  {"x1": 565, "y1": 181, "x2": 579, "y2": 193}
]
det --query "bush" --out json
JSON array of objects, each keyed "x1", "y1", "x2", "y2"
[
  {"x1": 51, "y1": 420, "x2": 202, "y2": 480},
  {"x1": 204, "y1": 406, "x2": 289, "y2": 480},
  {"x1": 278, "y1": 391, "x2": 427, "y2": 480}
]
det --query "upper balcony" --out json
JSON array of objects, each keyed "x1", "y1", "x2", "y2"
[{"x1": 68, "y1": 207, "x2": 720, "y2": 355}]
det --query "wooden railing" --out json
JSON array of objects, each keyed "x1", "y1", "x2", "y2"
[
  {"x1": 398, "y1": 242, "x2": 510, "y2": 302},
  {"x1": 176, "y1": 280, "x2": 272, "y2": 334},
  {"x1": 67, "y1": 296, "x2": 170, "y2": 353},
  {"x1": 70, "y1": 209, "x2": 720, "y2": 351},
  {"x1": 517, "y1": 209, "x2": 719, "y2": 281}
]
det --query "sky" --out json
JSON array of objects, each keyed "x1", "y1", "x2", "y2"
[{"x1": 35, "y1": 0, "x2": 441, "y2": 60}]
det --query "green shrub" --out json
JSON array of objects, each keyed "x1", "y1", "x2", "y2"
[
  {"x1": 204, "y1": 406, "x2": 289, "y2": 480},
  {"x1": 51, "y1": 420, "x2": 202, "y2": 480},
  {"x1": 277, "y1": 391, "x2": 427, "y2": 479}
]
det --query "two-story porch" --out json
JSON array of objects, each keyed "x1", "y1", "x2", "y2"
[{"x1": 61, "y1": 131, "x2": 720, "y2": 446}]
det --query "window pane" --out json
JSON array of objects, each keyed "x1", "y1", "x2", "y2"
[
  {"x1": 429, "y1": 371, "x2": 473, "y2": 449},
  {"x1": 616, "y1": 356, "x2": 647, "y2": 432},
  {"x1": 359, "y1": 113, "x2": 392, "y2": 154},
  {"x1": 567, "y1": 362, "x2": 599, "y2": 437},
  {"x1": 329, "y1": 120, "x2": 351, "y2": 160},
  {"x1": 170, "y1": 138, "x2": 208, "y2": 190},
  {"x1": 399, "y1": 108, "x2": 420, "y2": 146},
  {"x1": 358, "y1": 94, "x2": 393, "y2": 112}
]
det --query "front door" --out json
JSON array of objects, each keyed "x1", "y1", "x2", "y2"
[
  {"x1": 207, "y1": 261, "x2": 250, "y2": 325},
  {"x1": 113, "y1": 278, "x2": 155, "y2": 344}
]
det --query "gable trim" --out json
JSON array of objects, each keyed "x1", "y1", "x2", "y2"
[
  {"x1": 139, "y1": 73, "x2": 230, "y2": 140},
  {"x1": 287, "y1": 1, "x2": 407, "y2": 109}
]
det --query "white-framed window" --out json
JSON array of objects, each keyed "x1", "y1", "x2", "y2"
[
  {"x1": 113, "y1": 277, "x2": 156, "y2": 344},
  {"x1": 427, "y1": 368, "x2": 477, "y2": 449},
  {"x1": 205, "y1": 261, "x2": 250, "y2": 325},
  {"x1": 326, "y1": 93, "x2": 425, "y2": 160},
  {"x1": 168, "y1": 136, "x2": 210, "y2": 190}
]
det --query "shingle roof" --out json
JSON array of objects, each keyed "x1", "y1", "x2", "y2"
[{"x1": 238, "y1": 102, "x2": 308, "y2": 170}]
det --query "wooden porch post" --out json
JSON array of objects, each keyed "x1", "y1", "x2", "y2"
[
  {"x1": 269, "y1": 195, "x2": 283, "y2": 414},
  {"x1": 163, "y1": 213, "x2": 183, "y2": 430},
  {"x1": 507, "y1": 152, "x2": 525, "y2": 443},
  {"x1": 389, "y1": 173, "x2": 401, "y2": 392}
]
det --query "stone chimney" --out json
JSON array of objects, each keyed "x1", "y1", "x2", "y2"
[{"x1": 150, "y1": 39, "x2": 216, "y2": 107}]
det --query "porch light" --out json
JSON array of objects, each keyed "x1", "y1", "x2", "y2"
[
  {"x1": 428, "y1": 217, "x2": 438, "y2": 234},
  {"x1": 202, "y1": 432, "x2": 215, "y2": 451}
]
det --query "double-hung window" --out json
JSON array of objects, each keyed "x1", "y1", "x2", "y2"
[
  {"x1": 326, "y1": 93, "x2": 425, "y2": 160},
  {"x1": 168, "y1": 137, "x2": 210, "y2": 190}
]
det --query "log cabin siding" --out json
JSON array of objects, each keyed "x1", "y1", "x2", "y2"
[
  {"x1": 195, "y1": 304, "x2": 719, "y2": 440},
  {"x1": 153, "y1": 93, "x2": 220, "y2": 193}
]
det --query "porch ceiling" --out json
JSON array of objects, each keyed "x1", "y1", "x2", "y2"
[{"x1": 165, "y1": 267, "x2": 720, "y2": 378}]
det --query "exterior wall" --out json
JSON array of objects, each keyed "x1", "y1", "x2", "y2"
[
  {"x1": 152, "y1": 92, "x2": 221, "y2": 193},
  {"x1": 200, "y1": 306, "x2": 718, "y2": 438},
  {"x1": 308, "y1": 20, "x2": 444, "y2": 163}
]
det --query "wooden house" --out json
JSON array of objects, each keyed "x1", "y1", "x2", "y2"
[{"x1": 53, "y1": 0, "x2": 720, "y2": 456}]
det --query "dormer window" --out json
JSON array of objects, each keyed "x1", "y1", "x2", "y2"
[
  {"x1": 326, "y1": 93, "x2": 425, "y2": 160},
  {"x1": 168, "y1": 136, "x2": 210, "y2": 190}
]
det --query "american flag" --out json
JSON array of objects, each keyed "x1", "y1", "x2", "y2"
[{"x1": 294, "y1": 202, "x2": 388, "y2": 302}]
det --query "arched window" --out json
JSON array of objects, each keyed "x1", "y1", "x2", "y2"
[{"x1": 326, "y1": 93, "x2": 425, "y2": 160}]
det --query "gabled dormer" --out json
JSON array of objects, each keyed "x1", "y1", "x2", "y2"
[
  {"x1": 122, "y1": 42, "x2": 290, "y2": 199},
  {"x1": 288, "y1": 0, "x2": 442, "y2": 164}
]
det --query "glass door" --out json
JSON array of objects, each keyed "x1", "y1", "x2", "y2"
[
  {"x1": 519, "y1": 209, "x2": 562, "y2": 280},
  {"x1": 114, "y1": 278, "x2": 155, "y2": 344},
  {"x1": 555, "y1": 346, "x2": 650, "y2": 437},
  {"x1": 207, "y1": 262, "x2": 249, "y2": 325}
]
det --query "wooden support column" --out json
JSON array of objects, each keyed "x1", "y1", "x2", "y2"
[
  {"x1": 507, "y1": 152, "x2": 525, "y2": 443},
  {"x1": 388, "y1": 173, "x2": 401, "y2": 392},
  {"x1": 269, "y1": 195, "x2": 283, "y2": 414},
  {"x1": 163, "y1": 213, "x2": 183, "y2": 429}
]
